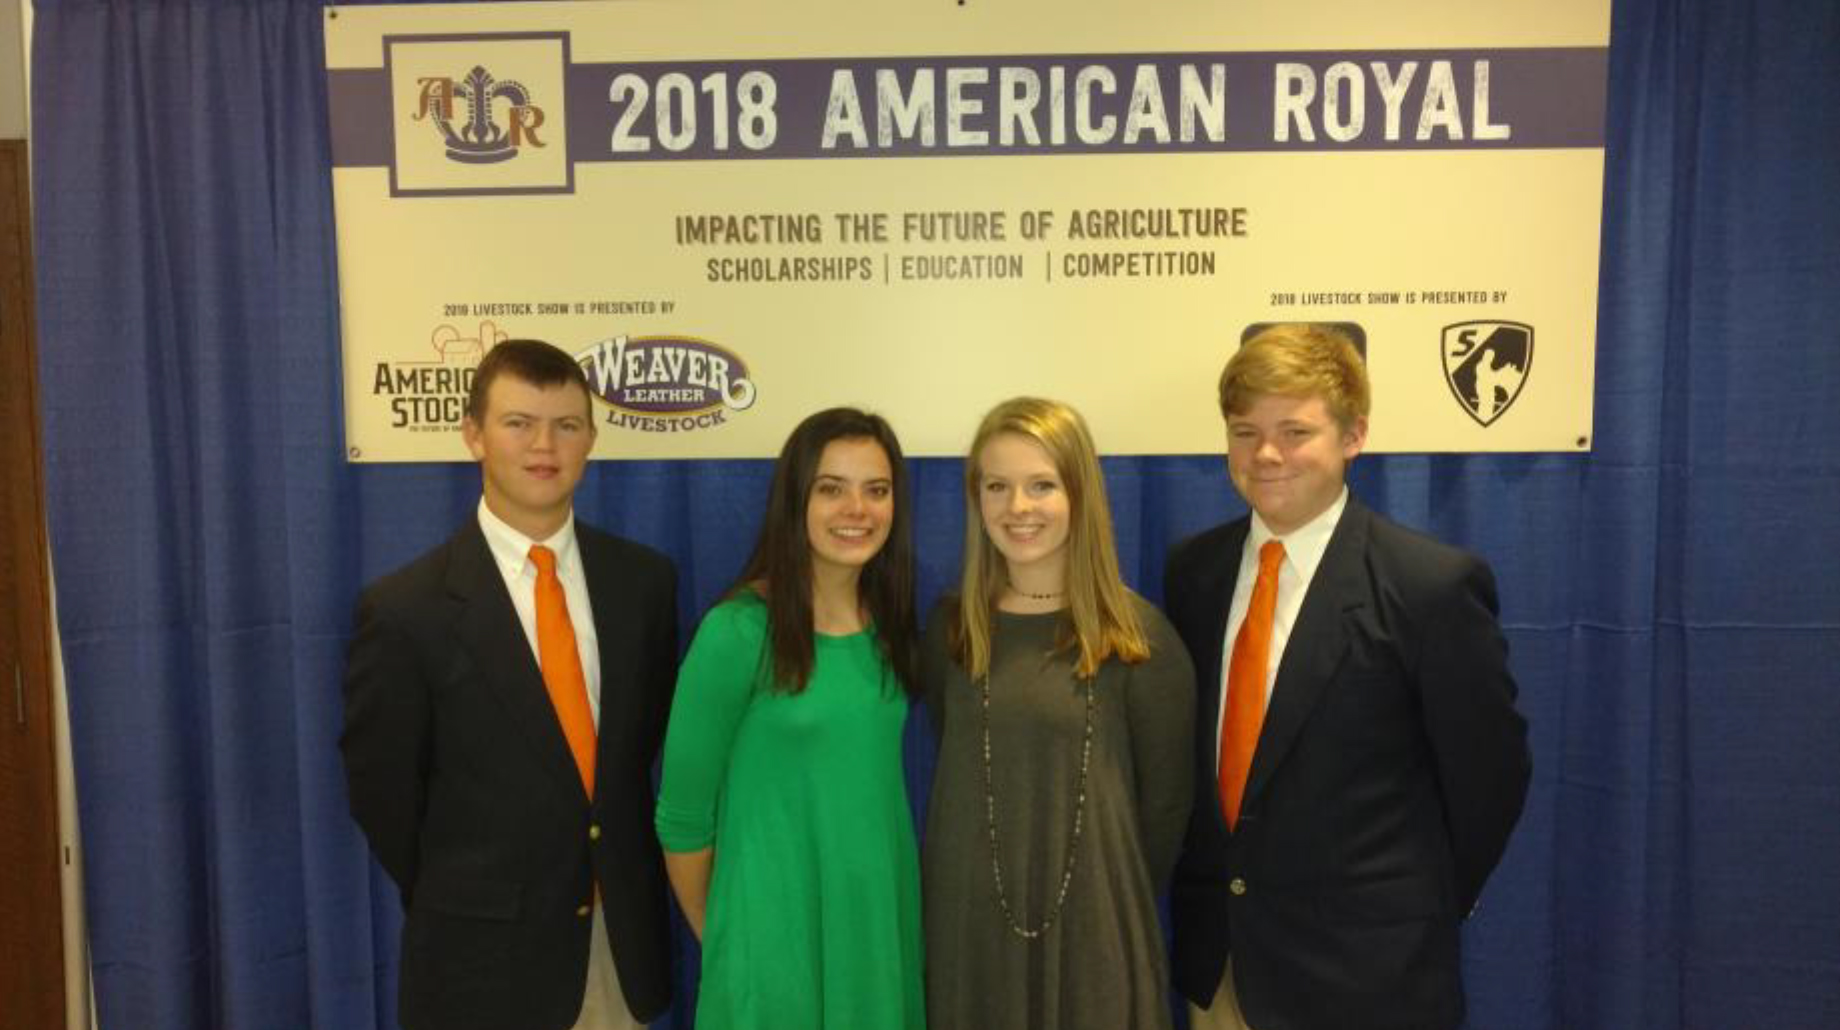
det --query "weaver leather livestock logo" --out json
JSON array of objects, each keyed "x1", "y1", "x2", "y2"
[
  {"x1": 415, "y1": 66, "x2": 547, "y2": 164},
  {"x1": 579, "y1": 336, "x2": 759, "y2": 434},
  {"x1": 1442, "y1": 321, "x2": 1532, "y2": 426},
  {"x1": 386, "y1": 34, "x2": 572, "y2": 195}
]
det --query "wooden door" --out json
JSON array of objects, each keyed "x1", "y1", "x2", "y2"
[{"x1": 0, "y1": 136, "x2": 67, "y2": 1030}]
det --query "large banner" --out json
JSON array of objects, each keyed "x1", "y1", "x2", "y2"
[{"x1": 325, "y1": 0, "x2": 1609, "y2": 460}]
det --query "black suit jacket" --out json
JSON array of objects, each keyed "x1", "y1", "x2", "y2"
[
  {"x1": 1165, "y1": 499, "x2": 1530, "y2": 1030},
  {"x1": 341, "y1": 517, "x2": 678, "y2": 1030}
]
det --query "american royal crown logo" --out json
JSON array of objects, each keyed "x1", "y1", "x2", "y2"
[{"x1": 414, "y1": 66, "x2": 547, "y2": 164}]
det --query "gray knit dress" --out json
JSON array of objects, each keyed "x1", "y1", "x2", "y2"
[{"x1": 921, "y1": 596, "x2": 1196, "y2": 1030}]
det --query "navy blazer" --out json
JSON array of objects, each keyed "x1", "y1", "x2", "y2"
[
  {"x1": 342, "y1": 517, "x2": 678, "y2": 1030},
  {"x1": 1165, "y1": 499, "x2": 1530, "y2": 1030}
]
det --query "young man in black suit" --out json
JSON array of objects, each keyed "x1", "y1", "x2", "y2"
[
  {"x1": 342, "y1": 339, "x2": 678, "y2": 1030},
  {"x1": 1165, "y1": 323, "x2": 1531, "y2": 1030}
]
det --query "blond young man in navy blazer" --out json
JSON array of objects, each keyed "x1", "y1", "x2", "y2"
[
  {"x1": 1165, "y1": 324, "x2": 1531, "y2": 1030},
  {"x1": 342, "y1": 340, "x2": 678, "y2": 1030}
]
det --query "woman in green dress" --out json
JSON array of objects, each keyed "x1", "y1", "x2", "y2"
[
  {"x1": 655, "y1": 407, "x2": 924, "y2": 1029},
  {"x1": 923, "y1": 397, "x2": 1195, "y2": 1029}
]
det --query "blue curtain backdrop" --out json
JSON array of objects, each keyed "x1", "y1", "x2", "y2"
[{"x1": 29, "y1": 0, "x2": 1840, "y2": 1027}]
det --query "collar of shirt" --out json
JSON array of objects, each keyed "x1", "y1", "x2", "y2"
[
  {"x1": 476, "y1": 498, "x2": 580, "y2": 581},
  {"x1": 1246, "y1": 485, "x2": 1348, "y2": 587},
  {"x1": 1215, "y1": 485, "x2": 1352, "y2": 762},
  {"x1": 473, "y1": 497, "x2": 603, "y2": 726}
]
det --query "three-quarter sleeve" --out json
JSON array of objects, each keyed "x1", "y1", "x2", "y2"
[
  {"x1": 1126, "y1": 602, "x2": 1198, "y2": 888},
  {"x1": 655, "y1": 599, "x2": 765, "y2": 853}
]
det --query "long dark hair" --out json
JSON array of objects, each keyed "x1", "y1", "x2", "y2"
[{"x1": 732, "y1": 408, "x2": 919, "y2": 696}]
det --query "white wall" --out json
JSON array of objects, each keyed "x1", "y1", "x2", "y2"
[{"x1": 0, "y1": 0, "x2": 24, "y2": 139}]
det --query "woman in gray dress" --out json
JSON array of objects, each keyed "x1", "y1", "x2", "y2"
[{"x1": 923, "y1": 397, "x2": 1195, "y2": 1030}]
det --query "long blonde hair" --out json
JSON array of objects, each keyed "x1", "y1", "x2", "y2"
[{"x1": 951, "y1": 397, "x2": 1148, "y2": 680}]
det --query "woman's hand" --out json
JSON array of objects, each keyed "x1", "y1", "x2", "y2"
[{"x1": 663, "y1": 847, "x2": 714, "y2": 941}]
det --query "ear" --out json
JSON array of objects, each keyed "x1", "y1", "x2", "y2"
[
  {"x1": 1341, "y1": 415, "x2": 1369, "y2": 459},
  {"x1": 461, "y1": 416, "x2": 487, "y2": 461}
]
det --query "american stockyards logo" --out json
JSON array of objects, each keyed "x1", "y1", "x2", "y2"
[
  {"x1": 365, "y1": 320, "x2": 509, "y2": 436},
  {"x1": 414, "y1": 66, "x2": 547, "y2": 164},
  {"x1": 579, "y1": 336, "x2": 758, "y2": 433},
  {"x1": 1442, "y1": 321, "x2": 1532, "y2": 426}
]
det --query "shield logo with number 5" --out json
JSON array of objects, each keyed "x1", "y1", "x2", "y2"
[{"x1": 1442, "y1": 322, "x2": 1533, "y2": 426}]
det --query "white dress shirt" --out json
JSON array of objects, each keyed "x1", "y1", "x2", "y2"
[
  {"x1": 475, "y1": 500, "x2": 642, "y2": 1030},
  {"x1": 1213, "y1": 487, "x2": 1349, "y2": 766},
  {"x1": 476, "y1": 499, "x2": 603, "y2": 727}
]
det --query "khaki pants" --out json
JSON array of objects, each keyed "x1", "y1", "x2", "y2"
[
  {"x1": 572, "y1": 904, "x2": 646, "y2": 1030},
  {"x1": 1187, "y1": 959, "x2": 1256, "y2": 1030}
]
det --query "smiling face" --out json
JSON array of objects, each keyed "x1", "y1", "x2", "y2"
[
  {"x1": 463, "y1": 375, "x2": 595, "y2": 540},
  {"x1": 976, "y1": 431, "x2": 1072, "y2": 582},
  {"x1": 1226, "y1": 392, "x2": 1366, "y2": 536},
  {"x1": 805, "y1": 436, "x2": 895, "y2": 576}
]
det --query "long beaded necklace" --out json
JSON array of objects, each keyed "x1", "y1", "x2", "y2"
[{"x1": 979, "y1": 666, "x2": 1097, "y2": 939}]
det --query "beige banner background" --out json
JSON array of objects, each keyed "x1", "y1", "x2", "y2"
[{"x1": 327, "y1": 0, "x2": 1609, "y2": 460}]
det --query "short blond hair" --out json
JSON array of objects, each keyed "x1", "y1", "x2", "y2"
[{"x1": 1218, "y1": 323, "x2": 1371, "y2": 429}]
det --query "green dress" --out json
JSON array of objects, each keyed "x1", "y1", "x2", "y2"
[{"x1": 655, "y1": 595, "x2": 924, "y2": 1030}]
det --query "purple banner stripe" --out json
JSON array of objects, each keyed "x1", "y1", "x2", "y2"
[
  {"x1": 328, "y1": 67, "x2": 393, "y2": 167},
  {"x1": 330, "y1": 47, "x2": 1606, "y2": 168}
]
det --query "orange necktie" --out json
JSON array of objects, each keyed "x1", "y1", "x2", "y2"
[
  {"x1": 1219, "y1": 539, "x2": 1284, "y2": 830},
  {"x1": 530, "y1": 544, "x2": 596, "y2": 798}
]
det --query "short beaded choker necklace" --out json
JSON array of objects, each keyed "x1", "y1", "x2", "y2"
[
  {"x1": 979, "y1": 670, "x2": 1096, "y2": 940},
  {"x1": 1008, "y1": 587, "x2": 1063, "y2": 602}
]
